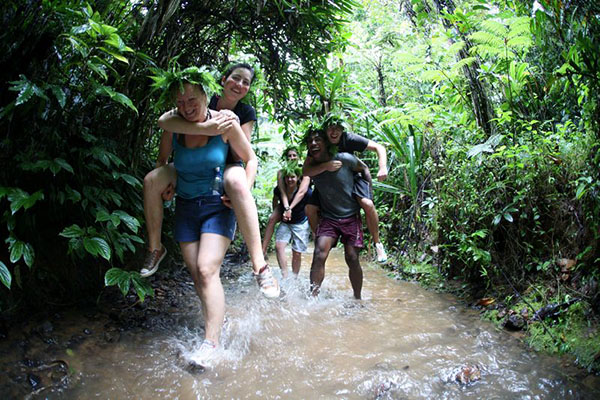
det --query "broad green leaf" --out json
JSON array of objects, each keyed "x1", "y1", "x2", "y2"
[
  {"x1": 0, "y1": 261, "x2": 11, "y2": 289},
  {"x1": 131, "y1": 273, "x2": 154, "y2": 302},
  {"x1": 503, "y1": 213, "x2": 514, "y2": 222},
  {"x1": 119, "y1": 173, "x2": 141, "y2": 188},
  {"x1": 113, "y1": 210, "x2": 140, "y2": 233},
  {"x1": 95, "y1": 209, "x2": 112, "y2": 222},
  {"x1": 60, "y1": 224, "x2": 85, "y2": 238},
  {"x1": 84, "y1": 237, "x2": 111, "y2": 260},
  {"x1": 9, "y1": 240, "x2": 24, "y2": 263},
  {"x1": 104, "y1": 267, "x2": 124, "y2": 285}
]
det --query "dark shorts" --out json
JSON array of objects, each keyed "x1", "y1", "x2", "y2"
[
  {"x1": 174, "y1": 195, "x2": 236, "y2": 242},
  {"x1": 352, "y1": 174, "x2": 373, "y2": 200},
  {"x1": 307, "y1": 174, "x2": 372, "y2": 207},
  {"x1": 316, "y1": 214, "x2": 364, "y2": 248}
]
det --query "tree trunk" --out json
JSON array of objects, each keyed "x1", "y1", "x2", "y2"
[{"x1": 432, "y1": 0, "x2": 494, "y2": 135}]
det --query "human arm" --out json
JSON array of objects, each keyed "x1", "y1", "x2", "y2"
[
  {"x1": 276, "y1": 169, "x2": 290, "y2": 210},
  {"x1": 302, "y1": 154, "x2": 342, "y2": 177},
  {"x1": 156, "y1": 130, "x2": 173, "y2": 168},
  {"x1": 365, "y1": 140, "x2": 388, "y2": 181},
  {"x1": 157, "y1": 109, "x2": 237, "y2": 136},
  {"x1": 288, "y1": 176, "x2": 310, "y2": 211}
]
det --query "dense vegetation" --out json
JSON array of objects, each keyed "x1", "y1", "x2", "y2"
[{"x1": 1, "y1": 0, "x2": 598, "y2": 369}]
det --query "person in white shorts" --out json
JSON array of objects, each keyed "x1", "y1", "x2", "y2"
[{"x1": 272, "y1": 163, "x2": 312, "y2": 278}]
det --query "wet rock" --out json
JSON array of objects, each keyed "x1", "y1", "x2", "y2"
[
  {"x1": 37, "y1": 320, "x2": 54, "y2": 335},
  {"x1": 455, "y1": 364, "x2": 481, "y2": 385},
  {"x1": 67, "y1": 334, "x2": 86, "y2": 348},
  {"x1": 103, "y1": 329, "x2": 121, "y2": 343},
  {"x1": 504, "y1": 314, "x2": 525, "y2": 331},
  {"x1": 22, "y1": 358, "x2": 42, "y2": 368},
  {"x1": 27, "y1": 373, "x2": 42, "y2": 388},
  {"x1": 186, "y1": 361, "x2": 206, "y2": 374}
]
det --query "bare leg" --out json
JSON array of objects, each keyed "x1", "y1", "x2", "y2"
[
  {"x1": 291, "y1": 250, "x2": 301, "y2": 276},
  {"x1": 358, "y1": 197, "x2": 380, "y2": 244},
  {"x1": 275, "y1": 241, "x2": 288, "y2": 278},
  {"x1": 223, "y1": 164, "x2": 267, "y2": 274},
  {"x1": 143, "y1": 163, "x2": 176, "y2": 251},
  {"x1": 344, "y1": 244, "x2": 363, "y2": 299},
  {"x1": 310, "y1": 236, "x2": 335, "y2": 296},
  {"x1": 262, "y1": 210, "x2": 282, "y2": 255},
  {"x1": 180, "y1": 233, "x2": 230, "y2": 345},
  {"x1": 305, "y1": 204, "x2": 320, "y2": 237}
]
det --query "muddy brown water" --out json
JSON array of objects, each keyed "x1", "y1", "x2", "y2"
[{"x1": 2, "y1": 248, "x2": 600, "y2": 399}]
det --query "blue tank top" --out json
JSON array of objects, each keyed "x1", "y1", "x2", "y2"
[{"x1": 172, "y1": 134, "x2": 229, "y2": 199}]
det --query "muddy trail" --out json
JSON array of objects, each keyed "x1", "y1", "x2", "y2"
[{"x1": 1, "y1": 248, "x2": 599, "y2": 399}]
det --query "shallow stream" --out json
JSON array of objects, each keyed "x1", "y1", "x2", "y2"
[{"x1": 2, "y1": 248, "x2": 599, "y2": 399}]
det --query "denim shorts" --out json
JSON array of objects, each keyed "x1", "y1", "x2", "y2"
[
  {"x1": 275, "y1": 219, "x2": 310, "y2": 253},
  {"x1": 174, "y1": 195, "x2": 236, "y2": 242}
]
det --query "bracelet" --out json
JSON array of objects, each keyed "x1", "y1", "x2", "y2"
[{"x1": 284, "y1": 206, "x2": 291, "y2": 211}]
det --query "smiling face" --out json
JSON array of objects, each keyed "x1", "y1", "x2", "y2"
[
  {"x1": 221, "y1": 67, "x2": 253, "y2": 102},
  {"x1": 306, "y1": 132, "x2": 328, "y2": 161},
  {"x1": 286, "y1": 149, "x2": 299, "y2": 161},
  {"x1": 326, "y1": 124, "x2": 343, "y2": 145},
  {"x1": 284, "y1": 173, "x2": 299, "y2": 189},
  {"x1": 175, "y1": 83, "x2": 207, "y2": 122}
]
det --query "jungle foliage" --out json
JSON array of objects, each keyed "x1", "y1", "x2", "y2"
[
  {"x1": 1, "y1": 0, "x2": 599, "y2": 368},
  {"x1": 0, "y1": 0, "x2": 357, "y2": 309}
]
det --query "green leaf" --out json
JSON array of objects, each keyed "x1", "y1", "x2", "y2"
[
  {"x1": 23, "y1": 243, "x2": 35, "y2": 268},
  {"x1": 99, "y1": 47, "x2": 129, "y2": 64},
  {"x1": 84, "y1": 237, "x2": 111, "y2": 260},
  {"x1": 54, "y1": 158, "x2": 74, "y2": 174},
  {"x1": 87, "y1": 59, "x2": 108, "y2": 81},
  {"x1": 119, "y1": 173, "x2": 141, "y2": 188},
  {"x1": 104, "y1": 267, "x2": 123, "y2": 285},
  {"x1": 60, "y1": 224, "x2": 85, "y2": 238},
  {"x1": 113, "y1": 210, "x2": 140, "y2": 233},
  {"x1": 493, "y1": 214, "x2": 502, "y2": 225},
  {"x1": 49, "y1": 85, "x2": 66, "y2": 108},
  {"x1": 0, "y1": 261, "x2": 11, "y2": 289},
  {"x1": 104, "y1": 268, "x2": 130, "y2": 296},
  {"x1": 14, "y1": 81, "x2": 34, "y2": 105},
  {"x1": 112, "y1": 92, "x2": 138, "y2": 114},
  {"x1": 9, "y1": 240, "x2": 24, "y2": 263},
  {"x1": 575, "y1": 183, "x2": 587, "y2": 199},
  {"x1": 131, "y1": 273, "x2": 154, "y2": 302},
  {"x1": 503, "y1": 213, "x2": 514, "y2": 222}
]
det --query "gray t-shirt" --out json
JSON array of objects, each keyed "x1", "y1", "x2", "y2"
[{"x1": 311, "y1": 152, "x2": 360, "y2": 219}]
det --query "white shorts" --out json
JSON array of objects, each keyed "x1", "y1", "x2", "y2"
[{"x1": 275, "y1": 219, "x2": 310, "y2": 253}]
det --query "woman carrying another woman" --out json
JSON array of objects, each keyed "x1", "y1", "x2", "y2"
[
  {"x1": 270, "y1": 162, "x2": 312, "y2": 279},
  {"x1": 141, "y1": 63, "x2": 271, "y2": 290},
  {"x1": 261, "y1": 146, "x2": 311, "y2": 256},
  {"x1": 152, "y1": 67, "x2": 278, "y2": 365}
]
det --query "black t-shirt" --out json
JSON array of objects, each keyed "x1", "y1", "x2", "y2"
[
  {"x1": 209, "y1": 95, "x2": 257, "y2": 126},
  {"x1": 338, "y1": 131, "x2": 369, "y2": 153},
  {"x1": 273, "y1": 186, "x2": 312, "y2": 224},
  {"x1": 209, "y1": 95, "x2": 256, "y2": 164}
]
